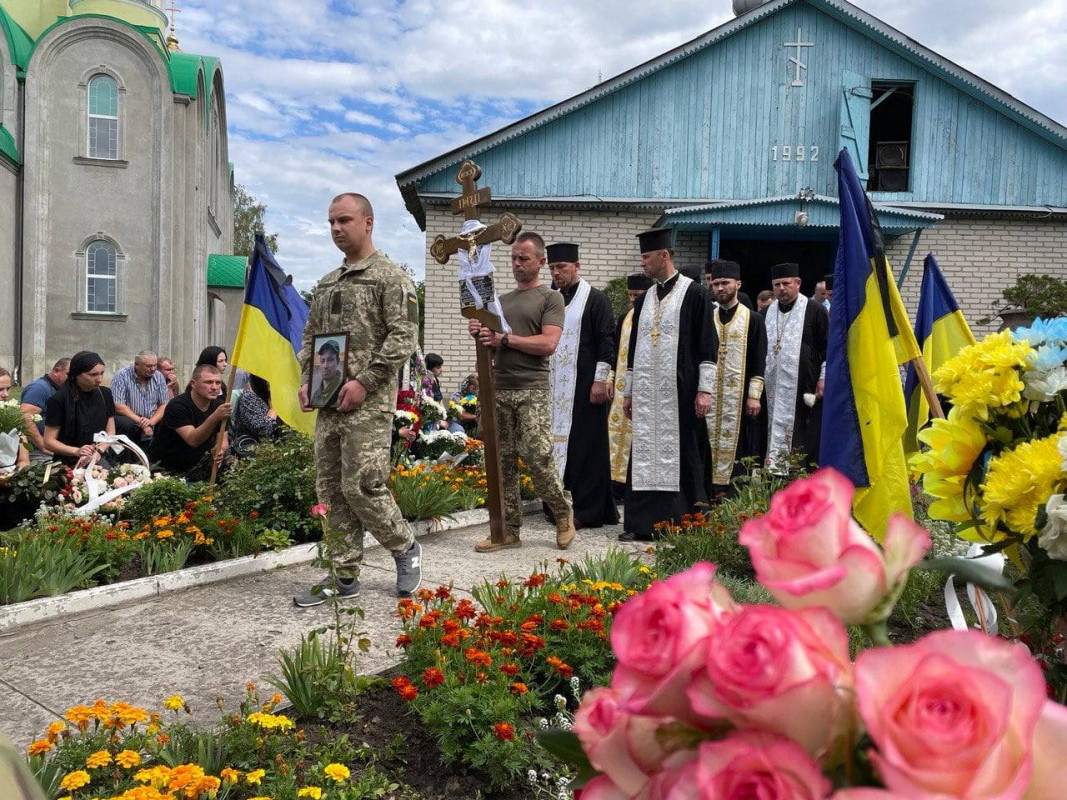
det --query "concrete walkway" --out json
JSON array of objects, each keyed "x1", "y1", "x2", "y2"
[{"x1": 0, "y1": 515, "x2": 636, "y2": 746}]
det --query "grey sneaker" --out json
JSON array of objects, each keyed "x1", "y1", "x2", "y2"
[
  {"x1": 394, "y1": 540, "x2": 422, "y2": 598},
  {"x1": 293, "y1": 577, "x2": 360, "y2": 608}
]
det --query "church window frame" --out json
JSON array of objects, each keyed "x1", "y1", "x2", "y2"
[
  {"x1": 87, "y1": 73, "x2": 121, "y2": 160},
  {"x1": 82, "y1": 238, "x2": 121, "y2": 314},
  {"x1": 209, "y1": 102, "x2": 221, "y2": 214}
]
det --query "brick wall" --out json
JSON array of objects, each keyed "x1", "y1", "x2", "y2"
[
  {"x1": 887, "y1": 216, "x2": 1067, "y2": 337},
  {"x1": 422, "y1": 205, "x2": 1067, "y2": 390}
]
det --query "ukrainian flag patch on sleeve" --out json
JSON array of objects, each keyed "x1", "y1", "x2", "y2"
[{"x1": 407, "y1": 291, "x2": 419, "y2": 323}]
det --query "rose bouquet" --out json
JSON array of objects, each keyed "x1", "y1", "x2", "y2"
[
  {"x1": 910, "y1": 320, "x2": 1067, "y2": 620},
  {"x1": 543, "y1": 469, "x2": 1067, "y2": 799}
]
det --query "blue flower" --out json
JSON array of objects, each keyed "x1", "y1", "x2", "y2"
[{"x1": 1013, "y1": 318, "x2": 1067, "y2": 350}]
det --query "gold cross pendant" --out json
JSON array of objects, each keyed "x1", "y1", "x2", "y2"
[{"x1": 651, "y1": 328, "x2": 661, "y2": 347}]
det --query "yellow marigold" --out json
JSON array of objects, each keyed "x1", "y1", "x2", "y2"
[
  {"x1": 980, "y1": 432, "x2": 1065, "y2": 539},
  {"x1": 166, "y1": 763, "x2": 205, "y2": 791},
  {"x1": 111, "y1": 789, "x2": 172, "y2": 800},
  {"x1": 910, "y1": 406, "x2": 989, "y2": 523},
  {"x1": 156, "y1": 529, "x2": 174, "y2": 540},
  {"x1": 86, "y1": 749, "x2": 112, "y2": 769},
  {"x1": 134, "y1": 765, "x2": 172, "y2": 789},
  {"x1": 47, "y1": 721, "x2": 66, "y2": 741},
  {"x1": 323, "y1": 763, "x2": 350, "y2": 782},
  {"x1": 116, "y1": 749, "x2": 142, "y2": 768},
  {"x1": 220, "y1": 767, "x2": 241, "y2": 783},
  {"x1": 27, "y1": 739, "x2": 53, "y2": 756},
  {"x1": 163, "y1": 695, "x2": 184, "y2": 711},
  {"x1": 933, "y1": 330, "x2": 1033, "y2": 420},
  {"x1": 245, "y1": 768, "x2": 266, "y2": 785},
  {"x1": 298, "y1": 788, "x2": 323, "y2": 799},
  {"x1": 192, "y1": 775, "x2": 221, "y2": 796},
  {"x1": 270, "y1": 693, "x2": 283, "y2": 706},
  {"x1": 109, "y1": 701, "x2": 150, "y2": 729},
  {"x1": 65, "y1": 704, "x2": 94, "y2": 729},
  {"x1": 60, "y1": 770, "x2": 91, "y2": 791},
  {"x1": 248, "y1": 797, "x2": 272, "y2": 800},
  {"x1": 246, "y1": 711, "x2": 295, "y2": 732}
]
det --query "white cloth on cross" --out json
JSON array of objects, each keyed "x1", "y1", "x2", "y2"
[{"x1": 456, "y1": 219, "x2": 511, "y2": 335}]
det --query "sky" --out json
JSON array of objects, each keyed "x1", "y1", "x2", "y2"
[{"x1": 176, "y1": 0, "x2": 1067, "y2": 289}]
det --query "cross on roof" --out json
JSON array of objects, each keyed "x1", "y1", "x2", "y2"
[{"x1": 165, "y1": 0, "x2": 181, "y2": 36}]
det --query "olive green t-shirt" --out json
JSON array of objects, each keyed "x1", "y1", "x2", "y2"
[{"x1": 494, "y1": 284, "x2": 565, "y2": 389}]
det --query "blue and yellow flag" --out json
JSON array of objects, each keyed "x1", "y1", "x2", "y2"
[
  {"x1": 230, "y1": 234, "x2": 316, "y2": 436},
  {"x1": 903, "y1": 253, "x2": 976, "y2": 454},
  {"x1": 820, "y1": 150, "x2": 921, "y2": 539}
]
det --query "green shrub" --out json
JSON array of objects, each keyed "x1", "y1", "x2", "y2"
[
  {"x1": 120, "y1": 478, "x2": 204, "y2": 529},
  {"x1": 268, "y1": 632, "x2": 359, "y2": 721},
  {"x1": 603, "y1": 275, "x2": 630, "y2": 318},
  {"x1": 0, "y1": 531, "x2": 104, "y2": 605},
  {"x1": 215, "y1": 432, "x2": 318, "y2": 541}
]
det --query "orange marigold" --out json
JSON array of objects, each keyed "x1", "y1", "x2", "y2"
[
  {"x1": 464, "y1": 648, "x2": 492, "y2": 667},
  {"x1": 423, "y1": 668, "x2": 445, "y2": 689},
  {"x1": 493, "y1": 722, "x2": 515, "y2": 742},
  {"x1": 398, "y1": 684, "x2": 418, "y2": 702},
  {"x1": 549, "y1": 619, "x2": 569, "y2": 632},
  {"x1": 500, "y1": 663, "x2": 520, "y2": 676},
  {"x1": 396, "y1": 634, "x2": 412, "y2": 648},
  {"x1": 510, "y1": 682, "x2": 529, "y2": 695},
  {"x1": 27, "y1": 740, "x2": 53, "y2": 756}
]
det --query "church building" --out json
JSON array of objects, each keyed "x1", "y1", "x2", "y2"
[
  {"x1": 398, "y1": 0, "x2": 1067, "y2": 374},
  {"x1": 0, "y1": 0, "x2": 242, "y2": 382}
]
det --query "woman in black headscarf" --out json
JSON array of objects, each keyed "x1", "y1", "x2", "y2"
[{"x1": 43, "y1": 351, "x2": 116, "y2": 466}]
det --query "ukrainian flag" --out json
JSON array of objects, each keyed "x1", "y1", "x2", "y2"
[
  {"x1": 231, "y1": 234, "x2": 316, "y2": 436},
  {"x1": 903, "y1": 253, "x2": 976, "y2": 453},
  {"x1": 821, "y1": 150, "x2": 921, "y2": 539}
]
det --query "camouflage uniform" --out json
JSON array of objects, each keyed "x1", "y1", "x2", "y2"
[
  {"x1": 301, "y1": 250, "x2": 419, "y2": 578},
  {"x1": 494, "y1": 388, "x2": 571, "y2": 533}
]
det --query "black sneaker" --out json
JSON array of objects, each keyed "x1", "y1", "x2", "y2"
[
  {"x1": 393, "y1": 540, "x2": 423, "y2": 598},
  {"x1": 293, "y1": 577, "x2": 360, "y2": 608}
]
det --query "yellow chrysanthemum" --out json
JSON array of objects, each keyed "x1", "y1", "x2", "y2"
[
  {"x1": 116, "y1": 749, "x2": 142, "y2": 768},
  {"x1": 246, "y1": 768, "x2": 266, "y2": 785},
  {"x1": 933, "y1": 330, "x2": 1033, "y2": 420},
  {"x1": 323, "y1": 763, "x2": 350, "y2": 782},
  {"x1": 163, "y1": 695, "x2": 184, "y2": 711},
  {"x1": 298, "y1": 788, "x2": 323, "y2": 799},
  {"x1": 980, "y1": 432, "x2": 1066, "y2": 539},
  {"x1": 60, "y1": 770, "x2": 91, "y2": 791},
  {"x1": 246, "y1": 711, "x2": 295, "y2": 732},
  {"x1": 86, "y1": 749, "x2": 112, "y2": 769},
  {"x1": 910, "y1": 406, "x2": 989, "y2": 523}
]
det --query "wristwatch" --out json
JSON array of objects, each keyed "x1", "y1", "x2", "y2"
[{"x1": 501, "y1": 334, "x2": 510, "y2": 349}]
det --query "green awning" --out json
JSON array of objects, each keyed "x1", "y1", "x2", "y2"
[
  {"x1": 0, "y1": 125, "x2": 19, "y2": 165},
  {"x1": 207, "y1": 254, "x2": 247, "y2": 288}
]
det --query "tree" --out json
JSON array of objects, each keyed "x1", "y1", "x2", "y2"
[{"x1": 233, "y1": 184, "x2": 279, "y2": 257}]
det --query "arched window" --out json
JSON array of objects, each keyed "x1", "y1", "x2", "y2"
[
  {"x1": 86, "y1": 240, "x2": 118, "y2": 313},
  {"x1": 87, "y1": 75, "x2": 119, "y2": 160},
  {"x1": 210, "y1": 105, "x2": 221, "y2": 212}
]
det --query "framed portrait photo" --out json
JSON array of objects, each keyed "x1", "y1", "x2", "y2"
[{"x1": 308, "y1": 331, "x2": 349, "y2": 409}]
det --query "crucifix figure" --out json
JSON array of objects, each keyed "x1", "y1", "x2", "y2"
[
  {"x1": 784, "y1": 27, "x2": 814, "y2": 87},
  {"x1": 431, "y1": 160, "x2": 521, "y2": 546}
]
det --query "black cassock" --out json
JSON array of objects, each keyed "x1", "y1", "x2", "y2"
[
  {"x1": 624, "y1": 274, "x2": 717, "y2": 538},
  {"x1": 760, "y1": 298, "x2": 829, "y2": 466},
  {"x1": 558, "y1": 283, "x2": 620, "y2": 528},
  {"x1": 713, "y1": 302, "x2": 768, "y2": 490}
]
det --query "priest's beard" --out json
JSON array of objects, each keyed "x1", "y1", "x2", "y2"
[{"x1": 715, "y1": 288, "x2": 738, "y2": 306}]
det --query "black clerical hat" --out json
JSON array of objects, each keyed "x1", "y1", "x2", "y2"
[
  {"x1": 823, "y1": 273, "x2": 835, "y2": 291},
  {"x1": 771, "y1": 262, "x2": 800, "y2": 279},
  {"x1": 679, "y1": 265, "x2": 702, "y2": 283},
  {"x1": 626, "y1": 273, "x2": 653, "y2": 290},
  {"x1": 707, "y1": 259, "x2": 741, "y2": 280},
  {"x1": 546, "y1": 242, "x2": 579, "y2": 264},
  {"x1": 636, "y1": 228, "x2": 673, "y2": 253}
]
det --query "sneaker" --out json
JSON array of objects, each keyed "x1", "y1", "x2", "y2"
[
  {"x1": 293, "y1": 577, "x2": 360, "y2": 608},
  {"x1": 474, "y1": 531, "x2": 522, "y2": 553},
  {"x1": 394, "y1": 540, "x2": 423, "y2": 598}
]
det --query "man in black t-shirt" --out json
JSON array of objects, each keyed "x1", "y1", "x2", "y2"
[
  {"x1": 149, "y1": 364, "x2": 232, "y2": 479},
  {"x1": 44, "y1": 351, "x2": 116, "y2": 466}
]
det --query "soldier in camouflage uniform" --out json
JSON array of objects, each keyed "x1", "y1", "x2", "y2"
[
  {"x1": 468, "y1": 231, "x2": 576, "y2": 552},
  {"x1": 294, "y1": 193, "x2": 423, "y2": 606}
]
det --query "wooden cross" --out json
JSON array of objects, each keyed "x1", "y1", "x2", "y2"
[
  {"x1": 430, "y1": 161, "x2": 521, "y2": 266},
  {"x1": 432, "y1": 160, "x2": 521, "y2": 548}
]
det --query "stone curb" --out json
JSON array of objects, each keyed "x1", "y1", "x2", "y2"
[{"x1": 0, "y1": 504, "x2": 534, "y2": 635}]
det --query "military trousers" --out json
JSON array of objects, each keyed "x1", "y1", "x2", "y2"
[
  {"x1": 493, "y1": 388, "x2": 572, "y2": 533},
  {"x1": 314, "y1": 406, "x2": 414, "y2": 579}
]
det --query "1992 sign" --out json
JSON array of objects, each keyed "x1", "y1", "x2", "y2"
[{"x1": 771, "y1": 145, "x2": 820, "y2": 162}]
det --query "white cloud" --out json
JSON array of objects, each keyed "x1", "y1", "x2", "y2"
[{"x1": 176, "y1": 0, "x2": 1067, "y2": 290}]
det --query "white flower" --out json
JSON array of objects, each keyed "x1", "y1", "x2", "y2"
[
  {"x1": 1039, "y1": 494, "x2": 1067, "y2": 561},
  {"x1": 526, "y1": 770, "x2": 538, "y2": 786},
  {"x1": 553, "y1": 694, "x2": 566, "y2": 710},
  {"x1": 1059, "y1": 436, "x2": 1067, "y2": 473},
  {"x1": 1023, "y1": 366, "x2": 1067, "y2": 401}
]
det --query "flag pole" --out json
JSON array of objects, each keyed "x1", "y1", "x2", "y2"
[
  {"x1": 909, "y1": 354, "x2": 945, "y2": 420},
  {"x1": 208, "y1": 364, "x2": 238, "y2": 486}
]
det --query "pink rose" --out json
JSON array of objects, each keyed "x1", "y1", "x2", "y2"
[
  {"x1": 830, "y1": 792, "x2": 909, "y2": 799},
  {"x1": 740, "y1": 469, "x2": 930, "y2": 625},
  {"x1": 686, "y1": 605, "x2": 853, "y2": 759},
  {"x1": 677, "y1": 731, "x2": 832, "y2": 799},
  {"x1": 611, "y1": 563, "x2": 736, "y2": 719},
  {"x1": 573, "y1": 687, "x2": 674, "y2": 796},
  {"x1": 580, "y1": 752, "x2": 698, "y2": 800},
  {"x1": 310, "y1": 503, "x2": 329, "y2": 517},
  {"x1": 855, "y1": 629, "x2": 1063, "y2": 798}
]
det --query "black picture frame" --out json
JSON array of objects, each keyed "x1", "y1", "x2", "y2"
[{"x1": 308, "y1": 331, "x2": 349, "y2": 409}]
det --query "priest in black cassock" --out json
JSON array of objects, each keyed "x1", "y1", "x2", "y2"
[
  {"x1": 546, "y1": 242, "x2": 620, "y2": 529},
  {"x1": 761, "y1": 262, "x2": 829, "y2": 470},
  {"x1": 620, "y1": 229, "x2": 717, "y2": 542},
  {"x1": 608, "y1": 273, "x2": 652, "y2": 502},
  {"x1": 706, "y1": 259, "x2": 767, "y2": 496}
]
